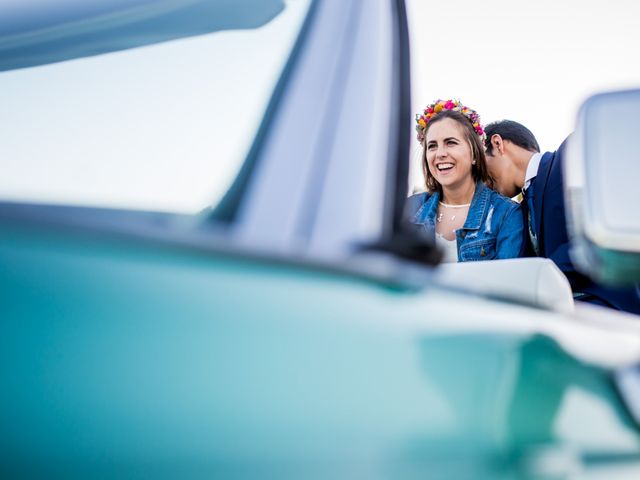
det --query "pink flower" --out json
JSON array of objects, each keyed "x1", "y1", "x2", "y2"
[{"x1": 416, "y1": 98, "x2": 485, "y2": 141}]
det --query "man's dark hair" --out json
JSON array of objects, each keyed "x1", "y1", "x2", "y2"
[{"x1": 484, "y1": 120, "x2": 540, "y2": 155}]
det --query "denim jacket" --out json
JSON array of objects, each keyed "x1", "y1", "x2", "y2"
[{"x1": 406, "y1": 182, "x2": 524, "y2": 261}]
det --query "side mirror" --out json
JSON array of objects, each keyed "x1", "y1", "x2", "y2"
[{"x1": 565, "y1": 89, "x2": 640, "y2": 286}]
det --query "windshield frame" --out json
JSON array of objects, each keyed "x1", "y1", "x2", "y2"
[{"x1": 210, "y1": 0, "x2": 319, "y2": 223}]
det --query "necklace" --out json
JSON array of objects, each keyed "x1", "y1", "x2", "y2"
[{"x1": 437, "y1": 201, "x2": 470, "y2": 223}]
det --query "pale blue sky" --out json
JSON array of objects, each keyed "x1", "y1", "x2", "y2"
[
  {"x1": 4, "y1": 1, "x2": 640, "y2": 211},
  {"x1": 407, "y1": 0, "x2": 640, "y2": 184},
  {"x1": 0, "y1": 0, "x2": 308, "y2": 213}
]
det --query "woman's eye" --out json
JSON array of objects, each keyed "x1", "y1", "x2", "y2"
[{"x1": 427, "y1": 144, "x2": 437, "y2": 150}]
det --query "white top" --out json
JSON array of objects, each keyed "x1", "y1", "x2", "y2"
[
  {"x1": 523, "y1": 152, "x2": 543, "y2": 191},
  {"x1": 436, "y1": 233, "x2": 459, "y2": 263}
]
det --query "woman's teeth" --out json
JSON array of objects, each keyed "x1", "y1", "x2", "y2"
[{"x1": 437, "y1": 163, "x2": 454, "y2": 171}]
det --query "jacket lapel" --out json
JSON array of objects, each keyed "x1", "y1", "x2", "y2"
[
  {"x1": 532, "y1": 151, "x2": 555, "y2": 255},
  {"x1": 461, "y1": 181, "x2": 488, "y2": 231}
]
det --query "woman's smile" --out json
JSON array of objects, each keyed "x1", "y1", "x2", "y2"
[
  {"x1": 426, "y1": 118, "x2": 474, "y2": 189},
  {"x1": 434, "y1": 162, "x2": 455, "y2": 174}
]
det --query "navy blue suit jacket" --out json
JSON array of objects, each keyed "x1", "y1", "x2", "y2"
[{"x1": 525, "y1": 140, "x2": 640, "y2": 314}]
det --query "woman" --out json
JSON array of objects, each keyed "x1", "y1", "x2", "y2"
[{"x1": 406, "y1": 99, "x2": 523, "y2": 262}]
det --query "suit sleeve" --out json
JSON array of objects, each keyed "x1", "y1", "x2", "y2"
[
  {"x1": 543, "y1": 179, "x2": 576, "y2": 272},
  {"x1": 542, "y1": 141, "x2": 596, "y2": 290}
]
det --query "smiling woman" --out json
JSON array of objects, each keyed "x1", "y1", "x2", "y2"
[
  {"x1": 406, "y1": 99, "x2": 524, "y2": 262},
  {"x1": 0, "y1": 0, "x2": 311, "y2": 213}
]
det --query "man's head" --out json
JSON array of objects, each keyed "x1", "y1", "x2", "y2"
[{"x1": 483, "y1": 120, "x2": 540, "y2": 197}]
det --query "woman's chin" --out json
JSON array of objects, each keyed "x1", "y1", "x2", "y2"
[
  {"x1": 437, "y1": 172, "x2": 475, "y2": 190},
  {"x1": 436, "y1": 171, "x2": 460, "y2": 186}
]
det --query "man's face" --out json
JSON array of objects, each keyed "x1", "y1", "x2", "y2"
[{"x1": 485, "y1": 147, "x2": 519, "y2": 198}]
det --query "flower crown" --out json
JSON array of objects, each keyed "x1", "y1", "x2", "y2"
[{"x1": 415, "y1": 99, "x2": 485, "y2": 143}]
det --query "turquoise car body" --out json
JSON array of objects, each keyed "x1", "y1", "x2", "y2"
[
  {"x1": 2, "y1": 211, "x2": 640, "y2": 478},
  {"x1": 2, "y1": 0, "x2": 640, "y2": 478}
]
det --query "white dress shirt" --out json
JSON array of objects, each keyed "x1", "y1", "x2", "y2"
[{"x1": 523, "y1": 152, "x2": 542, "y2": 191}]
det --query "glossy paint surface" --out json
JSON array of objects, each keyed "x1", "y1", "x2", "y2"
[{"x1": 2, "y1": 223, "x2": 639, "y2": 478}]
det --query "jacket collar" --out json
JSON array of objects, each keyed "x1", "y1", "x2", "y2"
[
  {"x1": 413, "y1": 181, "x2": 490, "y2": 231},
  {"x1": 461, "y1": 181, "x2": 490, "y2": 231}
]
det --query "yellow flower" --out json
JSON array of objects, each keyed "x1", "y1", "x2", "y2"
[
  {"x1": 418, "y1": 118, "x2": 426, "y2": 127},
  {"x1": 434, "y1": 103, "x2": 443, "y2": 113}
]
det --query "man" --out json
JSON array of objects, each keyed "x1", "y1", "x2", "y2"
[{"x1": 484, "y1": 120, "x2": 640, "y2": 314}]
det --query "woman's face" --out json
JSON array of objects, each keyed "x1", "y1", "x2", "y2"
[{"x1": 425, "y1": 118, "x2": 475, "y2": 190}]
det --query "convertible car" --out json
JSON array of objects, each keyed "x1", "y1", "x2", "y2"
[{"x1": 2, "y1": 0, "x2": 640, "y2": 478}]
